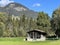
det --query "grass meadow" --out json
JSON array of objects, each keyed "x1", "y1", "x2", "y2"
[{"x1": 0, "y1": 37, "x2": 59, "y2": 45}]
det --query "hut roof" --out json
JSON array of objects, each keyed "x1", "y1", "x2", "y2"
[{"x1": 27, "y1": 29, "x2": 46, "y2": 33}]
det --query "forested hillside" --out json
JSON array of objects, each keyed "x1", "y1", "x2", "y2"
[
  {"x1": 0, "y1": 7, "x2": 59, "y2": 37},
  {"x1": 0, "y1": 2, "x2": 60, "y2": 37}
]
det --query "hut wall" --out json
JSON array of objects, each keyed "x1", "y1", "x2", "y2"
[{"x1": 27, "y1": 34, "x2": 46, "y2": 41}]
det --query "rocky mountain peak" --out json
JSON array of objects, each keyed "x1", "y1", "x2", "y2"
[{"x1": 0, "y1": 2, "x2": 38, "y2": 18}]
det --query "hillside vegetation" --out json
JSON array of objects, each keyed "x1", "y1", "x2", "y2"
[{"x1": 0, "y1": 7, "x2": 60, "y2": 37}]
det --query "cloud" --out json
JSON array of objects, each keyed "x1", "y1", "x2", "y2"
[
  {"x1": 0, "y1": 0, "x2": 14, "y2": 7},
  {"x1": 33, "y1": 3, "x2": 41, "y2": 7}
]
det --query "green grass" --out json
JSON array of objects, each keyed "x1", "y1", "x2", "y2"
[{"x1": 0, "y1": 37, "x2": 59, "y2": 45}]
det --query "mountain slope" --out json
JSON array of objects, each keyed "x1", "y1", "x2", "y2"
[{"x1": 0, "y1": 2, "x2": 38, "y2": 18}]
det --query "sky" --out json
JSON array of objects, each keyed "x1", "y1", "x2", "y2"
[{"x1": 0, "y1": 0, "x2": 60, "y2": 17}]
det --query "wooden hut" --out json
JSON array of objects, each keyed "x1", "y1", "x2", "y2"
[{"x1": 26, "y1": 29, "x2": 47, "y2": 41}]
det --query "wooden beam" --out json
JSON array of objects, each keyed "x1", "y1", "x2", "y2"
[{"x1": 33, "y1": 32, "x2": 34, "y2": 39}]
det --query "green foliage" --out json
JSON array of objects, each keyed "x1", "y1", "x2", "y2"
[
  {"x1": 37, "y1": 12, "x2": 50, "y2": 27},
  {"x1": 37, "y1": 12, "x2": 51, "y2": 31},
  {"x1": 51, "y1": 8, "x2": 60, "y2": 36},
  {"x1": 1, "y1": 7, "x2": 60, "y2": 37},
  {"x1": 0, "y1": 11, "x2": 53, "y2": 37}
]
